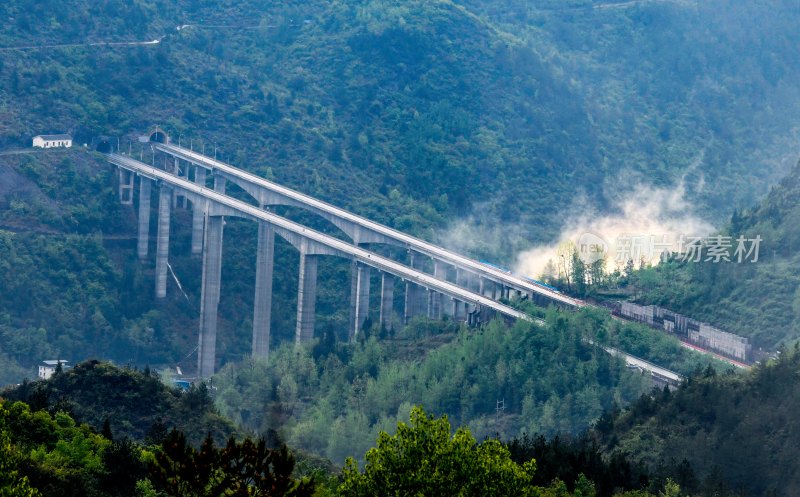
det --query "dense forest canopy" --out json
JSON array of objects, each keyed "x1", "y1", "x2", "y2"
[
  {"x1": 1, "y1": 1, "x2": 800, "y2": 495},
  {"x1": 590, "y1": 348, "x2": 800, "y2": 496},
  {"x1": 0, "y1": 0, "x2": 798, "y2": 372},
  {"x1": 623, "y1": 160, "x2": 800, "y2": 350}
]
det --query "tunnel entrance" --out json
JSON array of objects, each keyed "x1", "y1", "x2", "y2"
[
  {"x1": 96, "y1": 139, "x2": 112, "y2": 154},
  {"x1": 149, "y1": 131, "x2": 169, "y2": 144}
]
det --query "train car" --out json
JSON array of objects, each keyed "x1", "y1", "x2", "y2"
[
  {"x1": 522, "y1": 276, "x2": 561, "y2": 293},
  {"x1": 479, "y1": 260, "x2": 512, "y2": 274}
]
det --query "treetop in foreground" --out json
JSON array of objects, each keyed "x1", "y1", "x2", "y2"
[{"x1": 339, "y1": 405, "x2": 538, "y2": 497}]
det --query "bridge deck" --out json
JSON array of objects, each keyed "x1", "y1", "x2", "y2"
[
  {"x1": 601, "y1": 344, "x2": 684, "y2": 383},
  {"x1": 108, "y1": 152, "x2": 684, "y2": 384},
  {"x1": 154, "y1": 142, "x2": 581, "y2": 307},
  {"x1": 109, "y1": 153, "x2": 530, "y2": 320}
]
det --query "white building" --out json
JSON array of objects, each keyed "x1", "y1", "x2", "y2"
[
  {"x1": 38, "y1": 360, "x2": 69, "y2": 380},
  {"x1": 33, "y1": 134, "x2": 72, "y2": 149}
]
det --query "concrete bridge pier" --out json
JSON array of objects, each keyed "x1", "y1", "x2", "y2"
[
  {"x1": 198, "y1": 214, "x2": 224, "y2": 378},
  {"x1": 453, "y1": 300, "x2": 466, "y2": 322},
  {"x1": 452, "y1": 269, "x2": 471, "y2": 320},
  {"x1": 428, "y1": 260, "x2": 448, "y2": 319},
  {"x1": 190, "y1": 167, "x2": 207, "y2": 255},
  {"x1": 349, "y1": 261, "x2": 371, "y2": 339},
  {"x1": 118, "y1": 169, "x2": 135, "y2": 205},
  {"x1": 379, "y1": 272, "x2": 395, "y2": 331},
  {"x1": 404, "y1": 251, "x2": 427, "y2": 323},
  {"x1": 252, "y1": 219, "x2": 275, "y2": 359},
  {"x1": 446, "y1": 297, "x2": 457, "y2": 318},
  {"x1": 172, "y1": 158, "x2": 181, "y2": 208},
  {"x1": 467, "y1": 304, "x2": 480, "y2": 327},
  {"x1": 155, "y1": 185, "x2": 172, "y2": 299},
  {"x1": 295, "y1": 251, "x2": 319, "y2": 344},
  {"x1": 137, "y1": 177, "x2": 152, "y2": 259},
  {"x1": 197, "y1": 176, "x2": 228, "y2": 378}
]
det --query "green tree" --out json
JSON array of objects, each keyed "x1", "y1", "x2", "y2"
[
  {"x1": 150, "y1": 429, "x2": 314, "y2": 497},
  {"x1": 338, "y1": 406, "x2": 537, "y2": 497},
  {"x1": 572, "y1": 251, "x2": 587, "y2": 297},
  {"x1": 0, "y1": 429, "x2": 39, "y2": 497}
]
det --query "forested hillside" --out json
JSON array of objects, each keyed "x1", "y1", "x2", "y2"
[
  {"x1": 2, "y1": 0, "x2": 800, "y2": 253},
  {"x1": 591, "y1": 347, "x2": 800, "y2": 496},
  {"x1": 2, "y1": 2, "x2": 800, "y2": 493},
  {"x1": 2, "y1": 360, "x2": 237, "y2": 445},
  {"x1": 211, "y1": 308, "x2": 724, "y2": 465},
  {"x1": 0, "y1": 0, "x2": 797, "y2": 376},
  {"x1": 459, "y1": 0, "x2": 800, "y2": 217},
  {"x1": 623, "y1": 160, "x2": 800, "y2": 350}
]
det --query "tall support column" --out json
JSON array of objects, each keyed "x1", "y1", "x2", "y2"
[
  {"x1": 459, "y1": 270, "x2": 479, "y2": 295},
  {"x1": 198, "y1": 215, "x2": 224, "y2": 378},
  {"x1": 357, "y1": 264, "x2": 371, "y2": 332},
  {"x1": 295, "y1": 252, "x2": 318, "y2": 344},
  {"x1": 349, "y1": 262, "x2": 371, "y2": 339},
  {"x1": 349, "y1": 261, "x2": 359, "y2": 335},
  {"x1": 404, "y1": 251, "x2": 427, "y2": 323},
  {"x1": 214, "y1": 175, "x2": 226, "y2": 194},
  {"x1": 446, "y1": 297, "x2": 456, "y2": 318},
  {"x1": 252, "y1": 221, "x2": 275, "y2": 359},
  {"x1": 453, "y1": 269, "x2": 470, "y2": 320},
  {"x1": 137, "y1": 177, "x2": 152, "y2": 259},
  {"x1": 453, "y1": 300, "x2": 466, "y2": 322},
  {"x1": 173, "y1": 158, "x2": 180, "y2": 208},
  {"x1": 155, "y1": 186, "x2": 172, "y2": 299},
  {"x1": 380, "y1": 272, "x2": 394, "y2": 331},
  {"x1": 118, "y1": 169, "x2": 134, "y2": 204},
  {"x1": 428, "y1": 260, "x2": 447, "y2": 319},
  {"x1": 191, "y1": 167, "x2": 207, "y2": 255}
]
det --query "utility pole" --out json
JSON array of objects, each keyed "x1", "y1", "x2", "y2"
[{"x1": 496, "y1": 398, "x2": 505, "y2": 426}]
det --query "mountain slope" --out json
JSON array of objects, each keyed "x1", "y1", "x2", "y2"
[
  {"x1": 2, "y1": 0, "x2": 800, "y2": 376},
  {"x1": 3, "y1": 0, "x2": 800, "y2": 256},
  {"x1": 457, "y1": 0, "x2": 800, "y2": 217},
  {"x1": 629, "y1": 160, "x2": 800, "y2": 350},
  {"x1": 591, "y1": 348, "x2": 800, "y2": 496},
  {"x1": 2, "y1": 360, "x2": 237, "y2": 445}
]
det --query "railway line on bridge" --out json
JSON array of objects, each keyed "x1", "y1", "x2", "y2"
[
  {"x1": 152, "y1": 140, "x2": 581, "y2": 309},
  {"x1": 105, "y1": 133, "x2": 684, "y2": 385}
]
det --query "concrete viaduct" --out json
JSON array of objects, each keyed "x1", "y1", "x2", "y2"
[
  {"x1": 151, "y1": 139, "x2": 581, "y2": 309},
  {"x1": 109, "y1": 150, "x2": 532, "y2": 378},
  {"x1": 107, "y1": 131, "x2": 682, "y2": 385}
]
